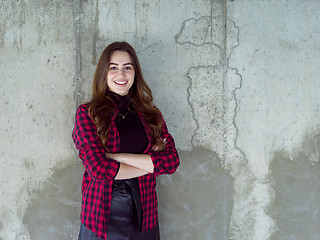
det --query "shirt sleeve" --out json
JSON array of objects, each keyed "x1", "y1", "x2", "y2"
[
  {"x1": 72, "y1": 104, "x2": 120, "y2": 180},
  {"x1": 148, "y1": 117, "x2": 180, "y2": 177}
]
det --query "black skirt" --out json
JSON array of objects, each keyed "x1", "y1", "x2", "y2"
[{"x1": 78, "y1": 178, "x2": 160, "y2": 240}]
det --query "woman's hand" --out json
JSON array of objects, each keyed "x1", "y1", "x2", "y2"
[{"x1": 151, "y1": 138, "x2": 167, "y2": 152}]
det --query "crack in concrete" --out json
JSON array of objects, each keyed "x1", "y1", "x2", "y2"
[
  {"x1": 186, "y1": 70, "x2": 198, "y2": 148},
  {"x1": 210, "y1": 0, "x2": 214, "y2": 43},
  {"x1": 175, "y1": 15, "x2": 224, "y2": 50},
  {"x1": 134, "y1": 0, "x2": 148, "y2": 12},
  {"x1": 225, "y1": 18, "x2": 247, "y2": 165},
  {"x1": 221, "y1": 1, "x2": 228, "y2": 163},
  {"x1": 226, "y1": 18, "x2": 240, "y2": 63},
  {"x1": 136, "y1": 42, "x2": 158, "y2": 54}
]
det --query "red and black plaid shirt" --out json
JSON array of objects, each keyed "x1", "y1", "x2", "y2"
[{"x1": 72, "y1": 104, "x2": 180, "y2": 239}]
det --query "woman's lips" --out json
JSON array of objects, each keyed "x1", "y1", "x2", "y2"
[{"x1": 114, "y1": 80, "x2": 127, "y2": 85}]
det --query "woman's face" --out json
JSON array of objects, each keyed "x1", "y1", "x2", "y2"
[{"x1": 107, "y1": 50, "x2": 135, "y2": 96}]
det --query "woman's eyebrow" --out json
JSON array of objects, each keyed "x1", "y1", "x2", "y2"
[{"x1": 109, "y1": 62, "x2": 133, "y2": 66}]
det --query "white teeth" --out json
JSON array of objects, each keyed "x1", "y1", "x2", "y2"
[{"x1": 115, "y1": 81, "x2": 127, "y2": 85}]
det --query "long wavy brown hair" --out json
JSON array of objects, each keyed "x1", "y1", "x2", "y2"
[{"x1": 88, "y1": 41, "x2": 165, "y2": 151}]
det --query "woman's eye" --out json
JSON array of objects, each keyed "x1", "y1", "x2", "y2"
[
  {"x1": 109, "y1": 67, "x2": 117, "y2": 70},
  {"x1": 125, "y1": 66, "x2": 133, "y2": 70}
]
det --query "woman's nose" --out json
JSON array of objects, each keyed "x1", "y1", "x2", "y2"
[{"x1": 118, "y1": 68, "x2": 125, "y2": 76}]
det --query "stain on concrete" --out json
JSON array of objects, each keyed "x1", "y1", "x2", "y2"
[
  {"x1": 157, "y1": 148, "x2": 234, "y2": 240},
  {"x1": 23, "y1": 162, "x2": 83, "y2": 240},
  {"x1": 23, "y1": 159, "x2": 35, "y2": 171},
  {"x1": 270, "y1": 132, "x2": 320, "y2": 239}
]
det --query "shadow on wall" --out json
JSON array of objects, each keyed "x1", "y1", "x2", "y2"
[
  {"x1": 23, "y1": 162, "x2": 83, "y2": 240},
  {"x1": 157, "y1": 147, "x2": 234, "y2": 240},
  {"x1": 270, "y1": 132, "x2": 320, "y2": 240}
]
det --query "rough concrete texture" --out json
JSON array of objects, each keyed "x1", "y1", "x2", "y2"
[
  {"x1": 227, "y1": 1, "x2": 320, "y2": 239},
  {"x1": 1, "y1": 0, "x2": 320, "y2": 239},
  {"x1": 1, "y1": 0, "x2": 76, "y2": 239}
]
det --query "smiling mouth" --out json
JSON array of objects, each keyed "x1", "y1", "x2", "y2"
[{"x1": 114, "y1": 81, "x2": 127, "y2": 85}]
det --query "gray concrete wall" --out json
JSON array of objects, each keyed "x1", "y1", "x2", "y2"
[{"x1": 1, "y1": 0, "x2": 319, "y2": 239}]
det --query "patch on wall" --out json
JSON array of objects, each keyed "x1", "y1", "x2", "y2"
[
  {"x1": 23, "y1": 162, "x2": 83, "y2": 240},
  {"x1": 270, "y1": 132, "x2": 320, "y2": 239},
  {"x1": 187, "y1": 67, "x2": 224, "y2": 152},
  {"x1": 157, "y1": 147, "x2": 234, "y2": 240}
]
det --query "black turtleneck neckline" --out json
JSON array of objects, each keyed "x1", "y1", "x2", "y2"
[
  {"x1": 108, "y1": 91, "x2": 148, "y2": 154},
  {"x1": 109, "y1": 92, "x2": 131, "y2": 113}
]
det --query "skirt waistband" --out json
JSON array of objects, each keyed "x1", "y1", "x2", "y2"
[{"x1": 113, "y1": 177, "x2": 139, "y2": 188}]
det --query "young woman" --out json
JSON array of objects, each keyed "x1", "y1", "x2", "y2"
[{"x1": 72, "y1": 41, "x2": 180, "y2": 240}]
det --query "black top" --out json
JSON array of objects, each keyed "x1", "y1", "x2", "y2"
[{"x1": 109, "y1": 92, "x2": 149, "y2": 154}]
